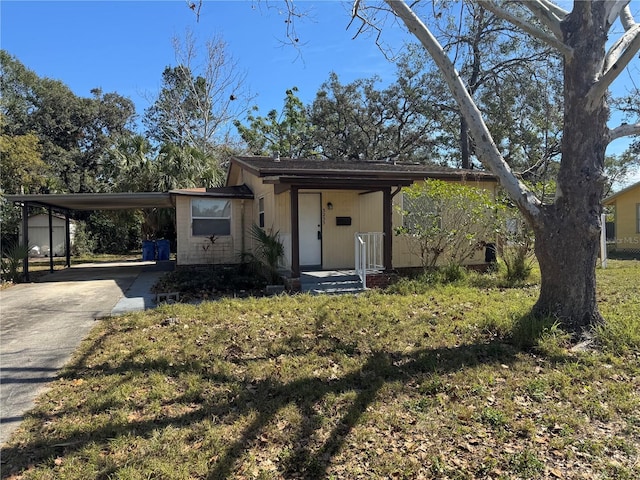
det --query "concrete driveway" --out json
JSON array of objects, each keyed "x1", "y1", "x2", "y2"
[{"x1": 0, "y1": 261, "x2": 172, "y2": 446}]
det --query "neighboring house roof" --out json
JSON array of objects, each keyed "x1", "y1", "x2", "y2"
[
  {"x1": 170, "y1": 184, "x2": 254, "y2": 199},
  {"x1": 603, "y1": 180, "x2": 640, "y2": 205},
  {"x1": 230, "y1": 156, "x2": 497, "y2": 184}
]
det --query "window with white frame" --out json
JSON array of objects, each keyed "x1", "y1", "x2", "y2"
[
  {"x1": 258, "y1": 197, "x2": 265, "y2": 228},
  {"x1": 191, "y1": 199, "x2": 231, "y2": 236}
]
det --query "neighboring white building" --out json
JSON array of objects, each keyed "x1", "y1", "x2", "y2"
[{"x1": 18, "y1": 214, "x2": 75, "y2": 257}]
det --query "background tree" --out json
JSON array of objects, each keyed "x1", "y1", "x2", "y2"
[
  {"x1": 603, "y1": 151, "x2": 640, "y2": 197},
  {"x1": 143, "y1": 30, "x2": 250, "y2": 155},
  {"x1": 391, "y1": 1, "x2": 563, "y2": 174},
  {"x1": 1, "y1": 50, "x2": 136, "y2": 193},
  {"x1": 0, "y1": 127, "x2": 48, "y2": 194},
  {"x1": 309, "y1": 62, "x2": 439, "y2": 162},
  {"x1": 234, "y1": 87, "x2": 316, "y2": 157}
]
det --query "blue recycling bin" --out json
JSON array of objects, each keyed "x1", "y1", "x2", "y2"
[
  {"x1": 142, "y1": 240, "x2": 156, "y2": 261},
  {"x1": 156, "y1": 239, "x2": 170, "y2": 261}
]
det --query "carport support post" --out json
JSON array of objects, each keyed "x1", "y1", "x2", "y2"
[
  {"x1": 383, "y1": 188, "x2": 393, "y2": 272},
  {"x1": 290, "y1": 186, "x2": 300, "y2": 278},
  {"x1": 22, "y1": 202, "x2": 29, "y2": 282},
  {"x1": 48, "y1": 207, "x2": 54, "y2": 273},
  {"x1": 65, "y1": 213, "x2": 71, "y2": 268}
]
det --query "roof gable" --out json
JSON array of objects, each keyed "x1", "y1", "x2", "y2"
[{"x1": 604, "y1": 180, "x2": 640, "y2": 204}]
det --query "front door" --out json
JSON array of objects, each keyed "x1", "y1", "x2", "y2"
[{"x1": 299, "y1": 193, "x2": 322, "y2": 267}]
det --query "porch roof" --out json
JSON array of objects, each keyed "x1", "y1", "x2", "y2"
[{"x1": 230, "y1": 156, "x2": 497, "y2": 186}]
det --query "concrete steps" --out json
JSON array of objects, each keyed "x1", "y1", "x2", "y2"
[{"x1": 300, "y1": 271, "x2": 365, "y2": 295}]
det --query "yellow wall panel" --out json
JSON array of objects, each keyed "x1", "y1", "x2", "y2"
[{"x1": 612, "y1": 185, "x2": 640, "y2": 250}]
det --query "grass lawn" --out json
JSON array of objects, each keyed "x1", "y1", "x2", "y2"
[{"x1": 2, "y1": 261, "x2": 639, "y2": 479}]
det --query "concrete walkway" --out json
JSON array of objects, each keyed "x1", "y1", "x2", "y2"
[{"x1": 0, "y1": 260, "x2": 172, "y2": 446}]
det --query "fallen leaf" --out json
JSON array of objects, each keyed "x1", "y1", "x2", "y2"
[{"x1": 549, "y1": 467, "x2": 564, "y2": 478}]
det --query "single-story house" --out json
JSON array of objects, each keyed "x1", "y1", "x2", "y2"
[
  {"x1": 5, "y1": 156, "x2": 498, "y2": 283},
  {"x1": 604, "y1": 180, "x2": 640, "y2": 252},
  {"x1": 171, "y1": 156, "x2": 499, "y2": 279},
  {"x1": 18, "y1": 213, "x2": 76, "y2": 257}
]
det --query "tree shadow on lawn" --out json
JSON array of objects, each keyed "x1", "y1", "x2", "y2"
[{"x1": 2, "y1": 333, "x2": 530, "y2": 479}]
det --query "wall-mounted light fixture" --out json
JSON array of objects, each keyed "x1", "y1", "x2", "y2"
[{"x1": 327, "y1": 202, "x2": 333, "y2": 210}]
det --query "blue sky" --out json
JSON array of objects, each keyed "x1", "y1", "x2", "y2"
[
  {"x1": 1, "y1": 1, "x2": 638, "y2": 185},
  {"x1": 1, "y1": 1, "x2": 406, "y2": 117}
]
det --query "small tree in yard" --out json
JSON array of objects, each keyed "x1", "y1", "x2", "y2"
[
  {"x1": 500, "y1": 212, "x2": 536, "y2": 284},
  {"x1": 396, "y1": 179, "x2": 502, "y2": 270}
]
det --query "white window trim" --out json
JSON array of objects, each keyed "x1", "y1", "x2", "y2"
[
  {"x1": 190, "y1": 198, "x2": 232, "y2": 237},
  {"x1": 258, "y1": 196, "x2": 265, "y2": 229}
]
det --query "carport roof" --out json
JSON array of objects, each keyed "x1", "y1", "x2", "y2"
[{"x1": 4, "y1": 192, "x2": 174, "y2": 211}]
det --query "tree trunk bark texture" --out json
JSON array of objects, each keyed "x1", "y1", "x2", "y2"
[{"x1": 532, "y1": 3, "x2": 608, "y2": 332}]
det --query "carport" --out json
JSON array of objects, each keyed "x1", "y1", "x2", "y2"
[{"x1": 5, "y1": 192, "x2": 174, "y2": 281}]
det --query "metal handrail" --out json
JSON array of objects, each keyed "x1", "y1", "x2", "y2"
[{"x1": 355, "y1": 232, "x2": 384, "y2": 289}]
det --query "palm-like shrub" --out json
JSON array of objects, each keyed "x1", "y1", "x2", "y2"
[
  {"x1": 249, "y1": 224, "x2": 285, "y2": 284},
  {"x1": 1, "y1": 242, "x2": 31, "y2": 283}
]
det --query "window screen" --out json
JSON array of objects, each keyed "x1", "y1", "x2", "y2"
[
  {"x1": 258, "y1": 197, "x2": 265, "y2": 228},
  {"x1": 191, "y1": 199, "x2": 231, "y2": 236}
]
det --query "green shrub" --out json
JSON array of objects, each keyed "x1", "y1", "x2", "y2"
[
  {"x1": 249, "y1": 224, "x2": 285, "y2": 284},
  {"x1": 71, "y1": 221, "x2": 96, "y2": 256},
  {"x1": 1, "y1": 242, "x2": 30, "y2": 283}
]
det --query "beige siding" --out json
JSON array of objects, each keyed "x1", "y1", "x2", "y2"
[
  {"x1": 273, "y1": 192, "x2": 292, "y2": 269},
  {"x1": 359, "y1": 191, "x2": 384, "y2": 233},
  {"x1": 322, "y1": 190, "x2": 361, "y2": 268},
  {"x1": 190, "y1": 165, "x2": 500, "y2": 270},
  {"x1": 175, "y1": 196, "x2": 253, "y2": 266},
  {"x1": 612, "y1": 185, "x2": 640, "y2": 251}
]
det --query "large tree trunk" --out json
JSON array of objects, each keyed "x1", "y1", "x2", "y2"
[
  {"x1": 531, "y1": 3, "x2": 608, "y2": 332},
  {"x1": 532, "y1": 206, "x2": 604, "y2": 332}
]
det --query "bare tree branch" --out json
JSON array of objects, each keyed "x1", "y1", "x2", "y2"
[
  {"x1": 522, "y1": 0, "x2": 565, "y2": 39},
  {"x1": 603, "y1": 23, "x2": 640, "y2": 74},
  {"x1": 587, "y1": 22, "x2": 640, "y2": 110},
  {"x1": 483, "y1": 1, "x2": 573, "y2": 58},
  {"x1": 537, "y1": 0, "x2": 569, "y2": 19},
  {"x1": 620, "y1": 4, "x2": 637, "y2": 29},
  {"x1": 605, "y1": 0, "x2": 631, "y2": 28},
  {"x1": 185, "y1": 0, "x2": 203, "y2": 21},
  {"x1": 382, "y1": 0, "x2": 542, "y2": 221},
  {"x1": 609, "y1": 122, "x2": 640, "y2": 142}
]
